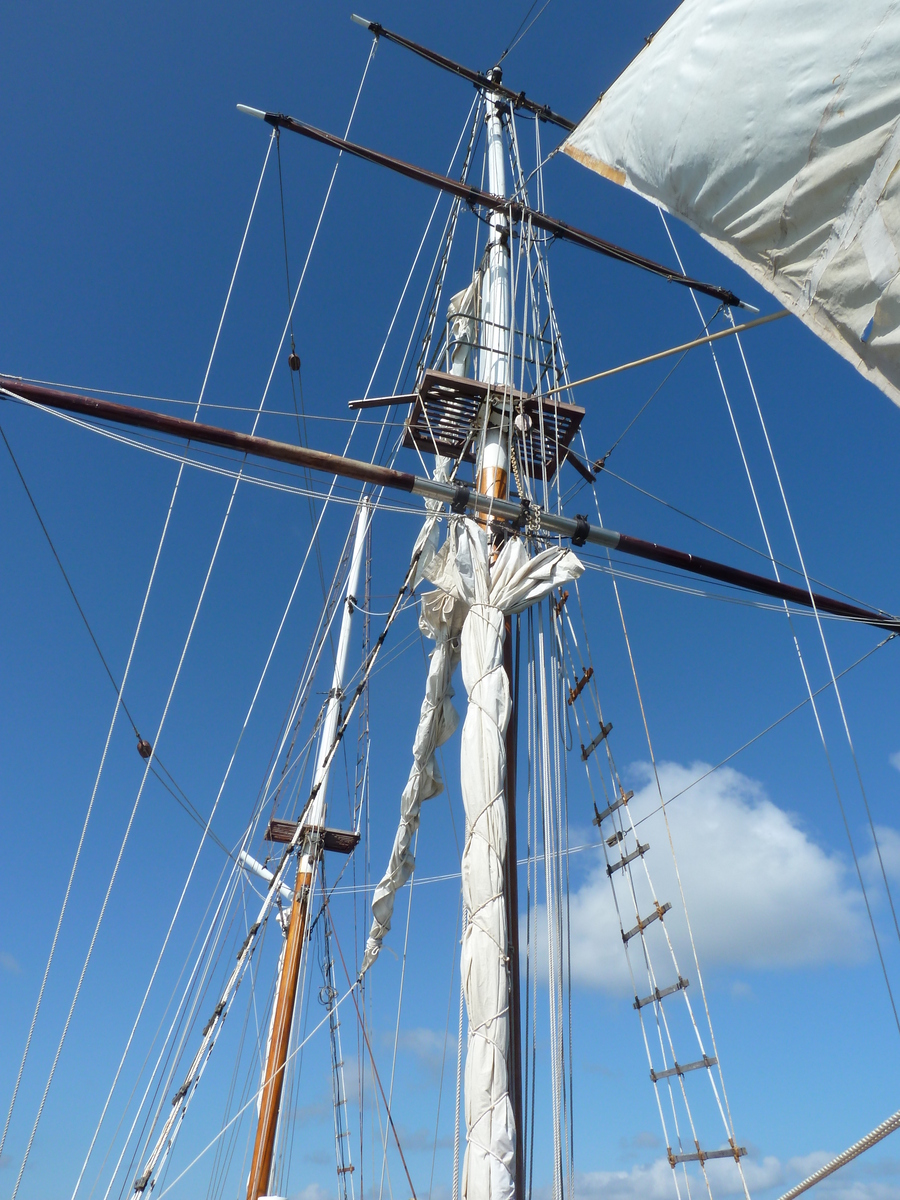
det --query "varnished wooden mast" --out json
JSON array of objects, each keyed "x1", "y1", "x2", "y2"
[{"x1": 247, "y1": 860, "x2": 314, "y2": 1200}]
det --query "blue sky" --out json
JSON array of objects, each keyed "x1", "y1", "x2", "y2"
[{"x1": 2, "y1": 3, "x2": 900, "y2": 1200}]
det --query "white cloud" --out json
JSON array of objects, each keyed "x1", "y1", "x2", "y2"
[
  {"x1": 290, "y1": 1184, "x2": 331, "y2": 1200},
  {"x1": 863, "y1": 825, "x2": 900, "y2": 885},
  {"x1": 574, "y1": 1153, "x2": 900, "y2": 1200},
  {"x1": 889, "y1": 752, "x2": 900, "y2": 773},
  {"x1": 0, "y1": 952, "x2": 21, "y2": 975},
  {"x1": 395, "y1": 1026, "x2": 457, "y2": 1084},
  {"x1": 531, "y1": 762, "x2": 873, "y2": 993}
]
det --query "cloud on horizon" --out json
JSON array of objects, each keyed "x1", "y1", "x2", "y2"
[{"x1": 573, "y1": 1150, "x2": 900, "y2": 1200}]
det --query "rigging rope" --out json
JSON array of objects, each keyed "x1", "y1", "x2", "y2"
[
  {"x1": 0, "y1": 127, "x2": 271, "y2": 1160},
  {"x1": 657, "y1": 208, "x2": 900, "y2": 1039},
  {"x1": 728, "y1": 310, "x2": 900, "y2": 959}
]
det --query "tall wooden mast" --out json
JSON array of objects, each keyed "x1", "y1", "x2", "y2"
[{"x1": 245, "y1": 500, "x2": 370, "y2": 1200}]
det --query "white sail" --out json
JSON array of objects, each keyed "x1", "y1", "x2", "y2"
[
  {"x1": 563, "y1": 0, "x2": 900, "y2": 407},
  {"x1": 360, "y1": 583, "x2": 465, "y2": 974},
  {"x1": 422, "y1": 519, "x2": 583, "y2": 1200}
]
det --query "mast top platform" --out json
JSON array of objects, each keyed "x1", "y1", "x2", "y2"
[{"x1": 401, "y1": 368, "x2": 584, "y2": 483}]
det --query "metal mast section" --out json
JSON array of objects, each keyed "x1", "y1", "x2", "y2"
[{"x1": 246, "y1": 499, "x2": 371, "y2": 1200}]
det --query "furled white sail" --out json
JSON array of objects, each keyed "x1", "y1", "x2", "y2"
[
  {"x1": 563, "y1": 0, "x2": 900, "y2": 407},
  {"x1": 421, "y1": 519, "x2": 583, "y2": 1200},
  {"x1": 360, "y1": 582, "x2": 466, "y2": 974}
]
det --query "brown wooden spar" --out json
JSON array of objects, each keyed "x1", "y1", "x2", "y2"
[
  {"x1": 2, "y1": 375, "x2": 897, "y2": 632},
  {"x1": 235, "y1": 107, "x2": 744, "y2": 308},
  {"x1": 246, "y1": 860, "x2": 314, "y2": 1200},
  {"x1": 350, "y1": 14, "x2": 577, "y2": 131}
]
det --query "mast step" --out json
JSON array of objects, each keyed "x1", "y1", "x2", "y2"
[
  {"x1": 667, "y1": 1144, "x2": 746, "y2": 1167},
  {"x1": 581, "y1": 722, "x2": 612, "y2": 761},
  {"x1": 607, "y1": 842, "x2": 649, "y2": 876},
  {"x1": 634, "y1": 976, "x2": 689, "y2": 1010},
  {"x1": 623, "y1": 902, "x2": 671, "y2": 943},
  {"x1": 593, "y1": 789, "x2": 633, "y2": 826},
  {"x1": 567, "y1": 666, "x2": 594, "y2": 705},
  {"x1": 265, "y1": 820, "x2": 360, "y2": 854},
  {"x1": 651, "y1": 1054, "x2": 717, "y2": 1083}
]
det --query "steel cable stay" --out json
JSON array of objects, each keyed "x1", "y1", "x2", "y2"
[
  {"x1": 73, "y1": 449, "x2": 360, "y2": 1198},
  {"x1": 81, "y1": 848, "x2": 240, "y2": 1200},
  {"x1": 74, "y1": 495, "x2": 364, "y2": 1200},
  {"x1": 0, "y1": 116, "x2": 270, "y2": 1160},
  {"x1": 728, "y1": 309, "x2": 900, "y2": 955},
  {"x1": 0, "y1": 415, "x2": 235, "y2": 856},
  {"x1": 95, "y1": 858, "x2": 254, "y2": 1200},
  {"x1": 657, "y1": 210, "x2": 900, "y2": 1038},
  {"x1": 70, "y1": 44, "x2": 388, "y2": 1188},
  {"x1": 119, "y1": 542, "x2": 425, "y2": 1198},
  {"x1": 112, "y1": 100, "x2": 496, "y2": 1190}
]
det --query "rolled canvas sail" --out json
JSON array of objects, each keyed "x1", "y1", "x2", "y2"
[{"x1": 563, "y1": 0, "x2": 900, "y2": 407}]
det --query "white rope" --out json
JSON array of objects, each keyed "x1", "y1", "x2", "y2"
[
  {"x1": 70, "y1": 478, "x2": 348, "y2": 1200},
  {"x1": 659, "y1": 208, "x2": 900, "y2": 1041},
  {"x1": 0, "y1": 133, "x2": 275, "y2": 1165},
  {"x1": 376, "y1": 830, "x2": 419, "y2": 1200},
  {"x1": 776, "y1": 1108, "x2": 900, "y2": 1200},
  {"x1": 152, "y1": 983, "x2": 360, "y2": 1200},
  {"x1": 728, "y1": 311, "x2": 900, "y2": 956}
]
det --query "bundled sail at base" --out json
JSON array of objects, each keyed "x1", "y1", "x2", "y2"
[{"x1": 563, "y1": 0, "x2": 900, "y2": 407}]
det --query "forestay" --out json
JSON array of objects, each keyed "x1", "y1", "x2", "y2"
[{"x1": 563, "y1": 0, "x2": 900, "y2": 407}]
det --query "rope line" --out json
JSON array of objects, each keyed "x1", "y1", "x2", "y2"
[{"x1": 729, "y1": 310, "x2": 900, "y2": 960}]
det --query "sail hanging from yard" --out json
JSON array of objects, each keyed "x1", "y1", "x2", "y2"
[{"x1": 563, "y1": 0, "x2": 900, "y2": 407}]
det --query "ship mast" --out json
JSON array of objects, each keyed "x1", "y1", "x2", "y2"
[
  {"x1": 473, "y1": 69, "x2": 523, "y2": 1200},
  {"x1": 246, "y1": 500, "x2": 370, "y2": 1200}
]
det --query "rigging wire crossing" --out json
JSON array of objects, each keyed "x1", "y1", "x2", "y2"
[{"x1": 3, "y1": 376, "x2": 898, "y2": 634}]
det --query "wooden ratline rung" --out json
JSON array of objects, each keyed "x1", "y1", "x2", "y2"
[
  {"x1": 668, "y1": 1143, "x2": 746, "y2": 1167},
  {"x1": 594, "y1": 789, "x2": 633, "y2": 827},
  {"x1": 622, "y1": 901, "x2": 671, "y2": 944},
  {"x1": 607, "y1": 841, "x2": 649, "y2": 877},
  {"x1": 567, "y1": 666, "x2": 593, "y2": 705},
  {"x1": 650, "y1": 1054, "x2": 717, "y2": 1083},
  {"x1": 581, "y1": 721, "x2": 612, "y2": 761},
  {"x1": 634, "y1": 976, "x2": 689, "y2": 1010}
]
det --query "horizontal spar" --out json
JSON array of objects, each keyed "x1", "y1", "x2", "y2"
[
  {"x1": 236, "y1": 106, "x2": 743, "y2": 308},
  {"x1": 350, "y1": 14, "x2": 576, "y2": 131},
  {"x1": 2, "y1": 376, "x2": 896, "y2": 632}
]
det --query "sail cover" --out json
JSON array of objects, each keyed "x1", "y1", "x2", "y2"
[{"x1": 563, "y1": 0, "x2": 900, "y2": 407}]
